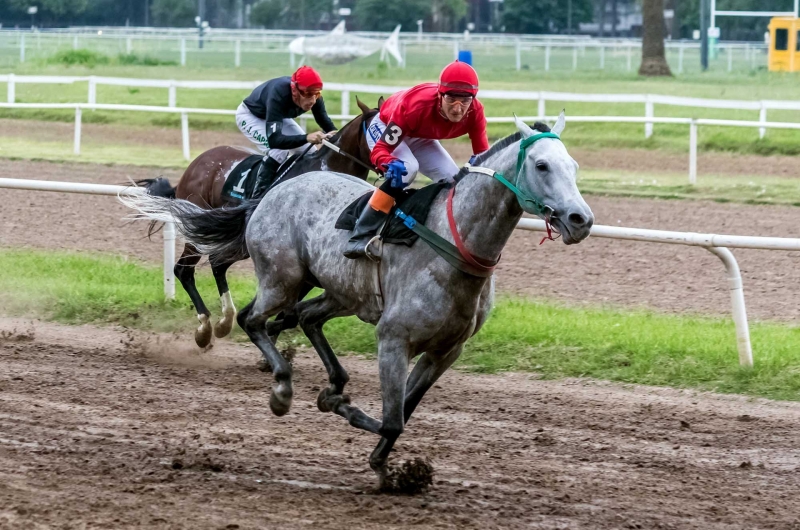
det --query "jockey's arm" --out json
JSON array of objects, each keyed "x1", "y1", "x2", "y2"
[
  {"x1": 370, "y1": 113, "x2": 411, "y2": 170},
  {"x1": 311, "y1": 97, "x2": 337, "y2": 134},
  {"x1": 265, "y1": 120, "x2": 309, "y2": 150}
]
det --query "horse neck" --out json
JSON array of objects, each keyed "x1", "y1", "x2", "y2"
[{"x1": 448, "y1": 143, "x2": 522, "y2": 262}]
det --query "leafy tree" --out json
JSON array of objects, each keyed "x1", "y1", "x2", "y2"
[
  {"x1": 353, "y1": 0, "x2": 431, "y2": 32},
  {"x1": 430, "y1": 0, "x2": 467, "y2": 33},
  {"x1": 502, "y1": 0, "x2": 594, "y2": 34},
  {"x1": 250, "y1": 0, "x2": 334, "y2": 29},
  {"x1": 7, "y1": 0, "x2": 89, "y2": 21},
  {"x1": 151, "y1": 0, "x2": 195, "y2": 27}
]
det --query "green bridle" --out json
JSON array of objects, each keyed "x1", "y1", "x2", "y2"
[{"x1": 484, "y1": 131, "x2": 561, "y2": 218}]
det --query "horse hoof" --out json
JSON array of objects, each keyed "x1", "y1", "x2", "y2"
[
  {"x1": 256, "y1": 359, "x2": 273, "y2": 373},
  {"x1": 213, "y1": 317, "x2": 234, "y2": 338},
  {"x1": 269, "y1": 383, "x2": 293, "y2": 416},
  {"x1": 317, "y1": 388, "x2": 350, "y2": 413},
  {"x1": 194, "y1": 316, "x2": 213, "y2": 348}
]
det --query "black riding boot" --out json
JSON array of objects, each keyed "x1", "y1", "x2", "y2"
[
  {"x1": 343, "y1": 206, "x2": 389, "y2": 259},
  {"x1": 251, "y1": 156, "x2": 282, "y2": 200}
]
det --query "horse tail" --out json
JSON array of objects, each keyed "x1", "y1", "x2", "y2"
[
  {"x1": 120, "y1": 193, "x2": 257, "y2": 263},
  {"x1": 134, "y1": 177, "x2": 176, "y2": 199}
]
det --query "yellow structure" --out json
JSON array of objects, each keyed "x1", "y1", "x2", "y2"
[{"x1": 768, "y1": 17, "x2": 800, "y2": 72}]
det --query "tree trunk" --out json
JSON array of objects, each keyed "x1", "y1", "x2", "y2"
[{"x1": 639, "y1": 0, "x2": 673, "y2": 76}]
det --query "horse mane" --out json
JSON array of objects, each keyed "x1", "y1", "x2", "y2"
[{"x1": 453, "y1": 121, "x2": 551, "y2": 181}]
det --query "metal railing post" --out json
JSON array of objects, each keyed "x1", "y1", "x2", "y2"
[
  {"x1": 707, "y1": 247, "x2": 753, "y2": 367},
  {"x1": 74, "y1": 107, "x2": 82, "y2": 155},
  {"x1": 163, "y1": 222, "x2": 176, "y2": 300},
  {"x1": 689, "y1": 120, "x2": 698, "y2": 185},
  {"x1": 181, "y1": 112, "x2": 190, "y2": 161}
]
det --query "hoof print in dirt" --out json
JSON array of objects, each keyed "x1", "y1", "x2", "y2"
[{"x1": 379, "y1": 458, "x2": 434, "y2": 495}]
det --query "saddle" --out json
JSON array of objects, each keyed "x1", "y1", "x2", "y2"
[
  {"x1": 335, "y1": 180, "x2": 452, "y2": 246},
  {"x1": 221, "y1": 154, "x2": 263, "y2": 201},
  {"x1": 221, "y1": 153, "x2": 302, "y2": 202}
]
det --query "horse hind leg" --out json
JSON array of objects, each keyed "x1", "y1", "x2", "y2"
[
  {"x1": 210, "y1": 257, "x2": 236, "y2": 339},
  {"x1": 295, "y1": 293, "x2": 353, "y2": 408},
  {"x1": 175, "y1": 243, "x2": 213, "y2": 348},
  {"x1": 236, "y1": 284, "x2": 299, "y2": 417}
]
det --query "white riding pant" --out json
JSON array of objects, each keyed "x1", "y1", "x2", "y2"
[
  {"x1": 235, "y1": 102, "x2": 308, "y2": 164},
  {"x1": 365, "y1": 115, "x2": 459, "y2": 186}
]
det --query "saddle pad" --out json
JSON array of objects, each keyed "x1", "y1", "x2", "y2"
[
  {"x1": 335, "y1": 180, "x2": 452, "y2": 246},
  {"x1": 221, "y1": 154, "x2": 264, "y2": 201}
]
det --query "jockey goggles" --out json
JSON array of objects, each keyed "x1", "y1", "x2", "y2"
[
  {"x1": 441, "y1": 93, "x2": 474, "y2": 106},
  {"x1": 293, "y1": 82, "x2": 322, "y2": 98}
]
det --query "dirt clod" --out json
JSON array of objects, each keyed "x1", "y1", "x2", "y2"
[{"x1": 380, "y1": 458, "x2": 435, "y2": 495}]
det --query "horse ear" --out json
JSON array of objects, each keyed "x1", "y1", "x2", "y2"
[
  {"x1": 552, "y1": 109, "x2": 566, "y2": 136},
  {"x1": 377, "y1": 96, "x2": 385, "y2": 110},
  {"x1": 514, "y1": 113, "x2": 535, "y2": 139},
  {"x1": 356, "y1": 95, "x2": 370, "y2": 115}
]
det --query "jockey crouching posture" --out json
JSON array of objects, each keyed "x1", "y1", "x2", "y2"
[
  {"x1": 343, "y1": 60, "x2": 489, "y2": 259},
  {"x1": 236, "y1": 66, "x2": 338, "y2": 198}
]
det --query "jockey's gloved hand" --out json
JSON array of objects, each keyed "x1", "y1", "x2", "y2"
[
  {"x1": 383, "y1": 160, "x2": 408, "y2": 188},
  {"x1": 468, "y1": 155, "x2": 478, "y2": 165}
]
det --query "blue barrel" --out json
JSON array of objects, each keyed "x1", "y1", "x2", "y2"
[{"x1": 457, "y1": 50, "x2": 473, "y2": 66}]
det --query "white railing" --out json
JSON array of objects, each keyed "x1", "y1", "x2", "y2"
[
  {"x1": 1, "y1": 175, "x2": 796, "y2": 367},
  {"x1": 3, "y1": 75, "x2": 799, "y2": 144},
  {"x1": 2, "y1": 100, "x2": 799, "y2": 183},
  {"x1": 0, "y1": 178, "x2": 176, "y2": 300}
]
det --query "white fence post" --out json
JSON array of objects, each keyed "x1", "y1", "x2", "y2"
[
  {"x1": 727, "y1": 46, "x2": 733, "y2": 72},
  {"x1": 537, "y1": 97, "x2": 546, "y2": 120},
  {"x1": 627, "y1": 45, "x2": 632, "y2": 71},
  {"x1": 759, "y1": 103, "x2": 767, "y2": 139},
  {"x1": 645, "y1": 97, "x2": 654, "y2": 139},
  {"x1": 88, "y1": 76, "x2": 97, "y2": 107},
  {"x1": 180, "y1": 38, "x2": 186, "y2": 66},
  {"x1": 545, "y1": 44, "x2": 551, "y2": 71},
  {"x1": 340, "y1": 90, "x2": 350, "y2": 128},
  {"x1": 74, "y1": 107, "x2": 82, "y2": 155},
  {"x1": 515, "y1": 39, "x2": 521, "y2": 71},
  {"x1": 299, "y1": 116, "x2": 308, "y2": 132},
  {"x1": 290, "y1": 51, "x2": 295, "y2": 69},
  {"x1": 707, "y1": 247, "x2": 753, "y2": 367},
  {"x1": 235, "y1": 39, "x2": 241, "y2": 67},
  {"x1": 689, "y1": 120, "x2": 698, "y2": 185},
  {"x1": 181, "y1": 112, "x2": 190, "y2": 161},
  {"x1": 73, "y1": 35, "x2": 78, "y2": 50},
  {"x1": 163, "y1": 222, "x2": 176, "y2": 300},
  {"x1": 20, "y1": 33, "x2": 25, "y2": 63},
  {"x1": 572, "y1": 46, "x2": 578, "y2": 70},
  {"x1": 126, "y1": 37, "x2": 132, "y2": 54},
  {"x1": 678, "y1": 46, "x2": 684, "y2": 73},
  {"x1": 168, "y1": 83, "x2": 177, "y2": 108},
  {"x1": 7, "y1": 73, "x2": 15, "y2": 103},
  {"x1": 599, "y1": 45, "x2": 605, "y2": 69},
  {"x1": 453, "y1": 40, "x2": 459, "y2": 60}
]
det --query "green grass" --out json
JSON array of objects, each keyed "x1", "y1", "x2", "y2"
[
  {"x1": 580, "y1": 169, "x2": 800, "y2": 205},
  {"x1": 2, "y1": 46, "x2": 800, "y2": 156},
  {"x1": 2, "y1": 247, "x2": 799, "y2": 401}
]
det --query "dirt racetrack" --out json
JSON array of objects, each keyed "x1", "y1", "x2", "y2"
[{"x1": 1, "y1": 318, "x2": 800, "y2": 529}]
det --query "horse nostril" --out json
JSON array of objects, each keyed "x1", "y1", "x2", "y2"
[{"x1": 568, "y1": 212, "x2": 587, "y2": 227}]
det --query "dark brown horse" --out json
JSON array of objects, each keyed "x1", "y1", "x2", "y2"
[{"x1": 137, "y1": 97, "x2": 382, "y2": 348}]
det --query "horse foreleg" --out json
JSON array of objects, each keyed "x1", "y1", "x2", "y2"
[
  {"x1": 367, "y1": 336, "x2": 411, "y2": 484},
  {"x1": 256, "y1": 282, "x2": 315, "y2": 373},
  {"x1": 175, "y1": 244, "x2": 213, "y2": 348},
  {"x1": 369, "y1": 345, "x2": 463, "y2": 485},
  {"x1": 210, "y1": 257, "x2": 236, "y2": 339}
]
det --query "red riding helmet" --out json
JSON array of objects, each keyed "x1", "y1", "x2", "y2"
[
  {"x1": 438, "y1": 61, "x2": 479, "y2": 96},
  {"x1": 291, "y1": 66, "x2": 323, "y2": 93}
]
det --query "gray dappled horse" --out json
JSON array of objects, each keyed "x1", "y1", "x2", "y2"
[{"x1": 121, "y1": 114, "x2": 594, "y2": 487}]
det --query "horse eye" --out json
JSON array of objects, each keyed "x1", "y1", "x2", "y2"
[{"x1": 535, "y1": 162, "x2": 549, "y2": 172}]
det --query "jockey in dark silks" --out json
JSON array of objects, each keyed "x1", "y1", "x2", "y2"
[
  {"x1": 236, "y1": 66, "x2": 338, "y2": 198},
  {"x1": 343, "y1": 60, "x2": 489, "y2": 259}
]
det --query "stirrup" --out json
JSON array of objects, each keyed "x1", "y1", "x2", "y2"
[{"x1": 365, "y1": 235, "x2": 383, "y2": 262}]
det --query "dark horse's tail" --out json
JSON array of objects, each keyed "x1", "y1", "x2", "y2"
[
  {"x1": 120, "y1": 193, "x2": 259, "y2": 263},
  {"x1": 134, "y1": 177, "x2": 176, "y2": 199}
]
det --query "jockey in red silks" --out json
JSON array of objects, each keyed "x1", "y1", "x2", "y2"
[
  {"x1": 236, "y1": 66, "x2": 337, "y2": 198},
  {"x1": 343, "y1": 60, "x2": 489, "y2": 259}
]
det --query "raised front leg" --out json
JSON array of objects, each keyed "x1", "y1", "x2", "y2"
[{"x1": 174, "y1": 243, "x2": 212, "y2": 348}]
